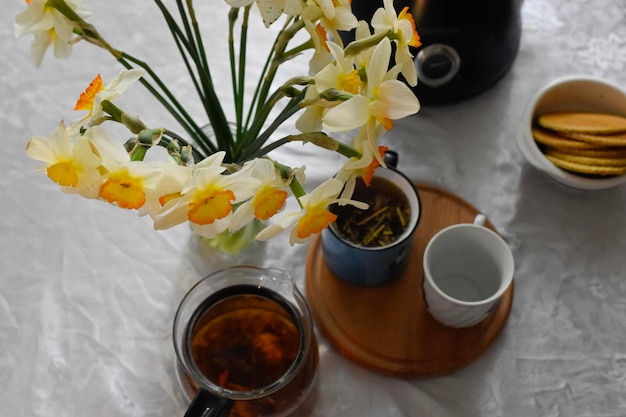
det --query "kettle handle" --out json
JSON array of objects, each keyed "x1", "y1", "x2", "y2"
[{"x1": 184, "y1": 388, "x2": 233, "y2": 417}]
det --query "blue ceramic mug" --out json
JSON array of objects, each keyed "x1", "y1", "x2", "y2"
[{"x1": 321, "y1": 166, "x2": 421, "y2": 286}]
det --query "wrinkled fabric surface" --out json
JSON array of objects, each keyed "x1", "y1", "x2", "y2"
[{"x1": 2, "y1": 1, "x2": 626, "y2": 416}]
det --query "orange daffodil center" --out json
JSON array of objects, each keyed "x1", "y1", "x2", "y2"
[
  {"x1": 70, "y1": 69, "x2": 145, "y2": 134},
  {"x1": 153, "y1": 152, "x2": 264, "y2": 240},
  {"x1": 47, "y1": 160, "x2": 80, "y2": 186},
  {"x1": 253, "y1": 186, "x2": 289, "y2": 221},
  {"x1": 99, "y1": 170, "x2": 147, "y2": 209},
  {"x1": 90, "y1": 126, "x2": 163, "y2": 210},
  {"x1": 297, "y1": 203, "x2": 337, "y2": 239},
  {"x1": 398, "y1": 7, "x2": 421, "y2": 48},
  {"x1": 188, "y1": 186, "x2": 236, "y2": 225},
  {"x1": 225, "y1": 158, "x2": 291, "y2": 235},
  {"x1": 361, "y1": 145, "x2": 388, "y2": 186},
  {"x1": 75, "y1": 74, "x2": 104, "y2": 111},
  {"x1": 25, "y1": 122, "x2": 103, "y2": 198}
]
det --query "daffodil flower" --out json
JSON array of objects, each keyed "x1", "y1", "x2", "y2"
[
  {"x1": 89, "y1": 127, "x2": 163, "y2": 210},
  {"x1": 296, "y1": 41, "x2": 360, "y2": 133},
  {"x1": 316, "y1": 41, "x2": 361, "y2": 94},
  {"x1": 322, "y1": 37, "x2": 420, "y2": 132},
  {"x1": 296, "y1": 85, "x2": 330, "y2": 134},
  {"x1": 140, "y1": 159, "x2": 193, "y2": 221},
  {"x1": 228, "y1": 158, "x2": 290, "y2": 231},
  {"x1": 154, "y1": 152, "x2": 262, "y2": 239},
  {"x1": 352, "y1": 21, "x2": 375, "y2": 71},
  {"x1": 15, "y1": 0, "x2": 89, "y2": 67},
  {"x1": 256, "y1": 177, "x2": 368, "y2": 245},
  {"x1": 371, "y1": 0, "x2": 421, "y2": 86},
  {"x1": 19, "y1": 0, "x2": 423, "y2": 246},
  {"x1": 335, "y1": 122, "x2": 388, "y2": 199},
  {"x1": 304, "y1": 20, "x2": 332, "y2": 74},
  {"x1": 70, "y1": 69, "x2": 145, "y2": 133},
  {"x1": 302, "y1": 0, "x2": 358, "y2": 46},
  {"x1": 25, "y1": 121, "x2": 102, "y2": 198},
  {"x1": 224, "y1": 0, "x2": 302, "y2": 27}
]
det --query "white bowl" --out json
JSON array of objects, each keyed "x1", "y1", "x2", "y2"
[{"x1": 516, "y1": 75, "x2": 626, "y2": 191}]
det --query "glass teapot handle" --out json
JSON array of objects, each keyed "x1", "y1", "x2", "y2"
[{"x1": 184, "y1": 388, "x2": 233, "y2": 417}]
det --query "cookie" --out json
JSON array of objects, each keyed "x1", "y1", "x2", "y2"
[
  {"x1": 562, "y1": 131, "x2": 626, "y2": 147},
  {"x1": 546, "y1": 146, "x2": 626, "y2": 159},
  {"x1": 545, "y1": 153, "x2": 626, "y2": 176},
  {"x1": 546, "y1": 149, "x2": 626, "y2": 167},
  {"x1": 532, "y1": 127, "x2": 603, "y2": 150},
  {"x1": 537, "y1": 112, "x2": 626, "y2": 134}
]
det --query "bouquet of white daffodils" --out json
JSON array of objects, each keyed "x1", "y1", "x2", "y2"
[{"x1": 16, "y1": 0, "x2": 421, "y2": 247}]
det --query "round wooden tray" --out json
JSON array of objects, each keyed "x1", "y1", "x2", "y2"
[{"x1": 305, "y1": 182, "x2": 514, "y2": 378}]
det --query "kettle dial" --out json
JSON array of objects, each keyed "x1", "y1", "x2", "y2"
[{"x1": 415, "y1": 44, "x2": 461, "y2": 88}]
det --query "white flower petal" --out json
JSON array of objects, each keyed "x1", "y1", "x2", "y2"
[
  {"x1": 322, "y1": 96, "x2": 370, "y2": 132},
  {"x1": 372, "y1": 80, "x2": 420, "y2": 119}
]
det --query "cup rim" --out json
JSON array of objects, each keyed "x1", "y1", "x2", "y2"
[
  {"x1": 422, "y1": 224, "x2": 515, "y2": 307},
  {"x1": 328, "y1": 167, "x2": 422, "y2": 251}
]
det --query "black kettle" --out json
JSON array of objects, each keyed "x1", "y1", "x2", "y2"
[{"x1": 349, "y1": 0, "x2": 522, "y2": 104}]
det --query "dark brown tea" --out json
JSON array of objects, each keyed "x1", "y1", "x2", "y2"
[
  {"x1": 183, "y1": 285, "x2": 318, "y2": 417},
  {"x1": 189, "y1": 292, "x2": 299, "y2": 391},
  {"x1": 331, "y1": 175, "x2": 411, "y2": 247}
]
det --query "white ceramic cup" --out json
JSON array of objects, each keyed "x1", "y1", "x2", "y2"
[{"x1": 422, "y1": 215, "x2": 514, "y2": 328}]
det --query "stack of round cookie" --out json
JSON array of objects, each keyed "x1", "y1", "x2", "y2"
[{"x1": 532, "y1": 112, "x2": 626, "y2": 177}]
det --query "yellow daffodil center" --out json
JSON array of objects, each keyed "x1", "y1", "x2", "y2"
[
  {"x1": 75, "y1": 74, "x2": 104, "y2": 111},
  {"x1": 398, "y1": 7, "x2": 421, "y2": 48},
  {"x1": 297, "y1": 204, "x2": 337, "y2": 239},
  {"x1": 47, "y1": 160, "x2": 80, "y2": 187},
  {"x1": 253, "y1": 186, "x2": 288, "y2": 220},
  {"x1": 341, "y1": 70, "x2": 361, "y2": 95},
  {"x1": 188, "y1": 186, "x2": 235, "y2": 225},
  {"x1": 99, "y1": 171, "x2": 146, "y2": 209}
]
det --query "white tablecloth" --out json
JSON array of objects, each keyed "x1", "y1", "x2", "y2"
[{"x1": 2, "y1": 1, "x2": 626, "y2": 416}]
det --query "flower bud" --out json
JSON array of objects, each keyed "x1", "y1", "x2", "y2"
[{"x1": 138, "y1": 128, "x2": 164, "y2": 146}]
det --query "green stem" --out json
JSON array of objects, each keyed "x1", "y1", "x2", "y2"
[
  {"x1": 184, "y1": 0, "x2": 234, "y2": 158},
  {"x1": 228, "y1": 8, "x2": 241, "y2": 137},
  {"x1": 343, "y1": 31, "x2": 392, "y2": 57},
  {"x1": 101, "y1": 100, "x2": 124, "y2": 122},
  {"x1": 154, "y1": 0, "x2": 208, "y2": 104},
  {"x1": 255, "y1": 19, "x2": 304, "y2": 117},
  {"x1": 118, "y1": 53, "x2": 216, "y2": 157},
  {"x1": 129, "y1": 145, "x2": 149, "y2": 161},
  {"x1": 242, "y1": 23, "x2": 282, "y2": 136},
  {"x1": 228, "y1": 6, "x2": 251, "y2": 141},
  {"x1": 274, "y1": 161, "x2": 306, "y2": 201},
  {"x1": 238, "y1": 93, "x2": 303, "y2": 161}
]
